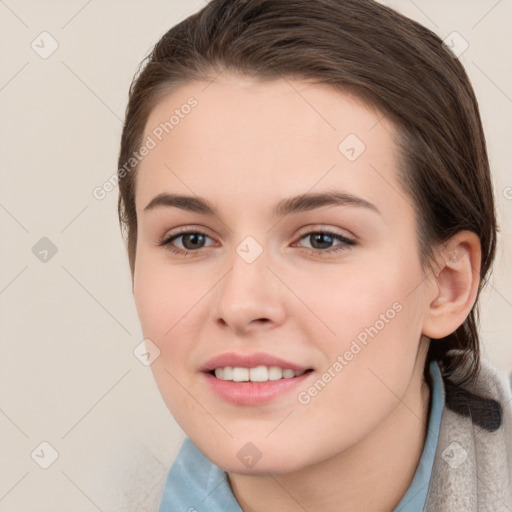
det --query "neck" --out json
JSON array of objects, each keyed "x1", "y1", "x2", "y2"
[{"x1": 227, "y1": 357, "x2": 432, "y2": 512}]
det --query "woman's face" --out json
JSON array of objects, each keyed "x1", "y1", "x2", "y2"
[{"x1": 133, "y1": 73, "x2": 436, "y2": 474}]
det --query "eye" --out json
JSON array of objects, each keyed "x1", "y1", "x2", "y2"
[
  {"x1": 294, "y1": 229, "x2": 356, "y2": 256},
  {"x1": 158, "y1": 228, "x2": 215, "y2": 256},
  {"x1": 158, "y1": 227, "x2": 356, "y2": 257}
]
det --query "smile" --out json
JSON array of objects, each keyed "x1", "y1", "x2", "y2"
[{"x1": 203, "y1": 368, "x2": 315, "y2": 406}]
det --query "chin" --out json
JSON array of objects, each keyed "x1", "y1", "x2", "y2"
[
  {"x1": 219, "y1": 457, "x2": 302, "y2": 476},
  {"x1": 201, "y1": 441, "x2": 307, "y2": 476}
]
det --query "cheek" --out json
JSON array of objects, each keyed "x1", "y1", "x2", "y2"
[
  {"x1": 303, "y1": 251, "x2": 425, "y2": 387},
  {"x1": 133, "y1": 253, "x2": 201, "y2": 338},
  {"x1": 292, "y1": 298, "x2": 424, "y2": 458},
  {"x1": 133, "y1": 253, "x2": 213, "y2": 394},
  {"x1": 133, "y1": 257, "x2": 204, "y2": 425},
  {"x1": 291, "y1": 254, "x2": 418, "y2": 342}
]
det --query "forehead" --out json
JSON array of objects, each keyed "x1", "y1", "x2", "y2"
[
  {"x1": 143, "y1": 74, "x2": 395, "y2": 149},
  {"x1": 136, "y1": 74, "x2": 408, "y2": 223}
]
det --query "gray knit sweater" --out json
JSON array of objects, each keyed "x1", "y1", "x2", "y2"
[{"x1": 425, "y1": 357, "x2": 512, "y2": 511}]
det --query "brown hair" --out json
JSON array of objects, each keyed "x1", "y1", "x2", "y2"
[{"x1": 117, "y1": 0, "x2": 498, "y2": 395}]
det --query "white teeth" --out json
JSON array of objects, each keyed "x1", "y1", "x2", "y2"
[
  {"x1": 250, "y1": 365, "x2": 269, "y2": 382},
  {"x1": 232, "y1": 367, "x2": 249, "y2": 382},
  {"x1": 212, "y1": 365, "x2": 307, "y2": 382},
  {"x1": 268, "y1": 366, "x2": 283, "y2": 380}
]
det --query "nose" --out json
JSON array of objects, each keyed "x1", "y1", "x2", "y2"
[{"x1": 212, "y1": 244, "x2": 287, "y2": 336}]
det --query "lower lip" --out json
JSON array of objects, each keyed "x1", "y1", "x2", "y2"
[{"x1": 202, "y1": 370, "x2": 314, "y2": 406}]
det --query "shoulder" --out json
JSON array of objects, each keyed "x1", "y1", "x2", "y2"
[
  {"x1": 426, "y1": 356, "x2": 512, "y2": 511},
  {"x1": 474, "y1": 357, "x2": 512, "y2": 403}
]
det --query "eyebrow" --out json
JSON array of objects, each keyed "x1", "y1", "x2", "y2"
[{"x1": 143, "y1": 190, "x2": 380, "y2": 217}]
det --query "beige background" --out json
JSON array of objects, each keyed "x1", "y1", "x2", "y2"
[{"x1": 1, "y1": 0, "x2": 511, "y2": 510}]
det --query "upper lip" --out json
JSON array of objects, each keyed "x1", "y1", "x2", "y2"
[{"x1": 200, "y1": 352, "x2": 312, "y2": 372}]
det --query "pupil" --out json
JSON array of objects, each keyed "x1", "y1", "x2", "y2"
[
  {"x1": 184, "y1": 233, "x2": 204, "y2": 249},
  {"x1": 312, "y1": 233, "x2": 332, "y2": 249}
]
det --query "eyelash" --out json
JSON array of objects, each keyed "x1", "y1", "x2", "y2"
[{"x1": 157, "y1": 227, "x2": 356, "y2": 257}]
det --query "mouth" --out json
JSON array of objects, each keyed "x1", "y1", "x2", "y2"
[
  {"x1": 206, "y1": 367, "x2": 315, "y2": 382},
  {"x1": 202, "y1": 366, "x2": 316, "y2": 406}
]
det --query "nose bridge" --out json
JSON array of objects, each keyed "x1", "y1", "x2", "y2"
[{"x1": 213, "y1": 236, "x2": 286, "y2": 332}]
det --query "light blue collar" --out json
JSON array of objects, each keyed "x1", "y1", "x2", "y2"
[{"x1": 393, "y1": 359, "x2": 445, "y2": 511}]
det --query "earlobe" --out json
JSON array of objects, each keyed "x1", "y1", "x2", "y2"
[{"x1": 422, "y1": 231, "x2": 482, "y2": 339}]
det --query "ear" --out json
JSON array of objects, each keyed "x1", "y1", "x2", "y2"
[{"x1": 422, "y1": 230, "x2": 482, "y2": 339}]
